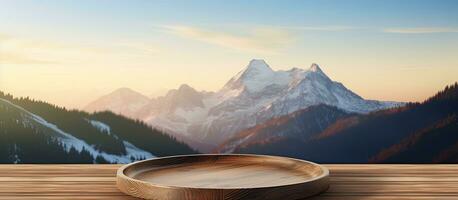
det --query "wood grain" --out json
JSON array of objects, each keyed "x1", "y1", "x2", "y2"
[
  {"x1": 0, "y1": 164, "x2": 457, "y2": 199},
  {"x1": 117, "y1": 154, "x2": 329, "y2": 200}
]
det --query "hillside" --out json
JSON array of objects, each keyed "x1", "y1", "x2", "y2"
[
  {"x1": 0, "y1": 92, "x2": 196, "y2": 164},
  {"x1": 233, "y1": 83, "x2": 458, "y2": 163},
  {"x1": 216, "y1": 104, "x2": 354, "y2": 153}
]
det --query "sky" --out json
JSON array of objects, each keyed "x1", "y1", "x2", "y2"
[{"x1": 1, "y1": 0, "x2": 457, "y2": 109}]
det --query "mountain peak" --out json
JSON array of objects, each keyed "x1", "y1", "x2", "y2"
[
  {"x1": 83, "y1": 87, "x2": 150, "y2": 116},
  {"x1": 163, "y1": 84, "x2": 204, "y2": 111},
  {"x1": 109, "y1": 88, "x2": 149, "y2": 99},
  {"x1": 166, "y1": 84, "x2": 201, "y2": 99},
  {"x1": 239, "y1": 59, "x2": 274, "y2": 79},
  {"x1": 245, "y1": 59, "x2": 273, "y2": 72},
  {"x1": 309, "y1": 63, "x2": 323, "y2": 73},
  {"x1": 220, "y1": 59, "x2": 276, "y2": 93},
  {"x1": 178, "y1": 84, "x2": 195, "y2": 92},
  {"x1": 113, "y1": 87, "x2": 136, "y2": 93}
]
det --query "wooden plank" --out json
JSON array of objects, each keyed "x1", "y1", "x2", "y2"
[
  {"x1": 1, "y1": 182, "x2": 457, "y2": 195},
  {"x1": 310, "y1": 197, "x2": 458, "y2": 200},
  {"x1": 0, "y1": 196, "x2": 448, "y2": 200},
  {"x1": 0, "y1": 164, "x2": 456, "y2": 199},
  {"x1": 1, "y1": 196, "x2": 458, "y2": 200},
  {"x1": 0, "y1": 196, "x2": 136, "y2": 200}
]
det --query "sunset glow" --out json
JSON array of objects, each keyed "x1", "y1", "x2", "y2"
[{"x1": 1, "y1": 0, "x2": 457, "y2": 108}]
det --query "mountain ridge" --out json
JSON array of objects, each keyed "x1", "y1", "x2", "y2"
[{"x1": 84, "y1": 59, "x2": 402, "y2": 149}]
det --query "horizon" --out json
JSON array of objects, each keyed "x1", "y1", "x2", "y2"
[
  {"x1": 2, "y1": 59, "x2": 456, "y2": 110},
  {"x1": 1, "y1": 0, "x2": 458, "y2": 108}
]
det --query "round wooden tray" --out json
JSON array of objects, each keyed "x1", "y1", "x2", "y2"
[{"x1": 117, "y1": 154, "x2": 329, "y2": 200}]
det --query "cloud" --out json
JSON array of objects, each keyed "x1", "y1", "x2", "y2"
[
  {"x1": 0, "y1": 52, "x2": 57, "y2": 65},
  {"x1": 398, "y1": 66, "x2": 432, "y2": 71},
  {"x1": 0, "y1": 34, "x2": 57, "y2": 64},
  {"x1": 0, "y1": 33, "x2": 161, "y2": 65},
  {"x1": 157, "y1": 25, "x2": 295, "y2": 54},
  {"x1": 384, "y1": 27, "x2": 458, "y2": 34},
  {"x1": 0, "y1": 35, "x2": 71, "y2": 65},
  {"x1": 0, "y1": 33, "x2": 11, "y2": 41},
  {"x1": 277, "y1": 25, "x2": 357, "y2": 32}
]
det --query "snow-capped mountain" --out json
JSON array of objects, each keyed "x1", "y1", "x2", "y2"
[
  {"x1": 84, "y1": 88, "x2": 150, "y2": 119},
  {"x1": 189, "y1": 59, "x2": 400, "y2": 144},
  {"x1": 85, "y1": 59, "x2": 402, "y2": 148},
  {"x1": 144, "y1": 84, "x2": 209, "y2": 116}
]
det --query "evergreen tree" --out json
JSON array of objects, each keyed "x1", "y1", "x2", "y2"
[{"x1": 0, "y1": 91, "x2": 196, "y2": 163}]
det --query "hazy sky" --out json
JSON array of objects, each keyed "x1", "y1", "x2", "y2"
[{"x1": 1, "y1": 0, "x2": 457, "y2": 108}]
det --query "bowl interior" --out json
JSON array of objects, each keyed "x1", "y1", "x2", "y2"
[{"x1": 122, "y1": 154, "x2": 326, "y2": 189}]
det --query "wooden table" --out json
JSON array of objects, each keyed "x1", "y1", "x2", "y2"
[{"x1": 0, "y1": 164, "x2": 457, "y2": 199}]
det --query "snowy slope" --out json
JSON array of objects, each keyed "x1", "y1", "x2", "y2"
[
  {"x1": 216, "y1": 104, "x2": 353, "y2": 153},
  {"x1": 86, "y1": 119, "x2": 153, "y2": 161},
  {"x1": 1, "y1": 98, "x2": 154, "y2": 163}
]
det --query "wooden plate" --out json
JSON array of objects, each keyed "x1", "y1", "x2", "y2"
[{"x1": 117, "y1": 154, "x2": 329, "y2": 200}]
